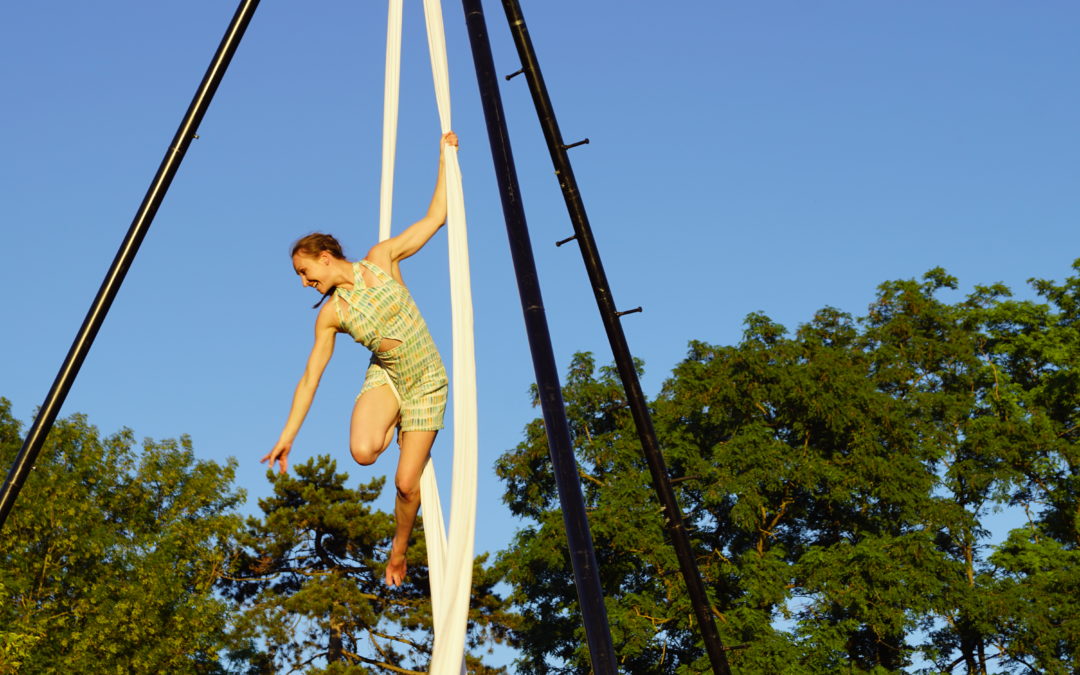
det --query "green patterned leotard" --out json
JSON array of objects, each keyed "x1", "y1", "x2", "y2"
[{"x1": 334, "y1": 260, "x2": 448, "y2": 431}]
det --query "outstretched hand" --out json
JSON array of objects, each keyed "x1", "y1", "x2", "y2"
[{"x1": 261, "y1": 439, "x2": 292, "y2": 475}]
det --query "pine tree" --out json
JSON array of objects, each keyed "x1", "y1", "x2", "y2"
[{"x1": 222, "y1": 454, "x2": 515, "y2": 674}]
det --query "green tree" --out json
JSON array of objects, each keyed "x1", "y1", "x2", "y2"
[
  {"x1": 494, "y1": 262, "x2": 1080, "y2": 674},
  {"x1": 222, "y1": 455, "x2": 514, "y2": 674},
  {"x1": 975, "y1": 264, "x2": 1080, "y2": 673},
  {"x1": 0, "y1": 399, "x2": 245, "y2": 674}
]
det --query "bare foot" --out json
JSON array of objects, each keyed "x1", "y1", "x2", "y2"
[{"x1": 385, "y1": 540, "x2": 408, "y2": 587}]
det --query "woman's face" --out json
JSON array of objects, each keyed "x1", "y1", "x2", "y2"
[{"x1": 292, "y1": 251, "x2": 329, "y2": 293}]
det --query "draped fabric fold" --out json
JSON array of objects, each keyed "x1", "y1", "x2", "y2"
[
  {"x1": 380, "y1": 2, "x2": 477, "y2": 672},
  {"x1": 378, "y1": 0, "x2": 402, "y2": 242}
]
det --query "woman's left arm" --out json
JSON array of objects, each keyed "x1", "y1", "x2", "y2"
[{"x1": 370, "y1": 132, "x2": 457, "y2": 265}]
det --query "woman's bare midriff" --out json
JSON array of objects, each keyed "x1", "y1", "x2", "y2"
[{"x1": 378, "y1": 337, "x2": 403, "y2": 352}]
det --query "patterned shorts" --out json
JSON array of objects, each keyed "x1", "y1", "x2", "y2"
[{"x1": 359, "y1": 333, "x2": 448, "y2": 432}]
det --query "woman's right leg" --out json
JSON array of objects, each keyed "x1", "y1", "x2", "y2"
[{"x1": 349, "y1": 383, "x2": 400, "y2": 466}]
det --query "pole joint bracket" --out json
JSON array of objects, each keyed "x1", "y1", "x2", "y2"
[
  {"x1": 555, "y1": 234, "x2": 578, "y2": 247},
  {"x1": 563, "y1": 138, "x2": 590, "y2": 150},
  {"x1": 616, "y1": 306, "x2": 643, "y2": 317},
  {"x1": 505, "y1": 67, "x2": 525, "y2": 81}
]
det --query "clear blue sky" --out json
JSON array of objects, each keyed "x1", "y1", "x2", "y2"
[{"x1": 2, "y1": 0, "x2": 1078, "y2": 657}]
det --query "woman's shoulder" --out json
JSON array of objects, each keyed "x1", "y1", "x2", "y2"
[
  {"x1": 315, "y1": 297, "x2": 342, "y2": 331},
  {"x1": 364, "y1": 241, "x2": 394, "y2": 270}
]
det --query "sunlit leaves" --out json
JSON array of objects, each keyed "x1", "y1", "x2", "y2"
[
  {"x1": 494, "y1": 260, "x2": 1080, "y2": 674},
  {"x1": 0, "y1": 402, "x2": 243, "y2": 674}
]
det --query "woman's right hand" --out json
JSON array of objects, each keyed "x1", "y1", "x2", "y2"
[
  {"x1": 261, "y1": 439, "x2": 293, "y2": 475},
  {"x1": 440, "y1": 131, "x2": 458, "y2": 153}
]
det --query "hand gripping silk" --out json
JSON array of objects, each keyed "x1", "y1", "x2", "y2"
[{"x1": 380, "y1": 1, "x2": 476, "y2": 672}]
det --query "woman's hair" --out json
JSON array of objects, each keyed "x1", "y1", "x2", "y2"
[
  {"x1": 291, "y1": 232, "x2": 346, "y2": 260},
  {"x1": 291, "y1": 232, "x2": 346, "y2": 309}
]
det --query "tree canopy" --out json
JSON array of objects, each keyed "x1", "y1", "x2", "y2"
[
  {"x1": 0, "y1": 406, "x2": 513, "y2": 674},
  {"x1": 0, "y1": 400, "x2": 244, "y2": 674},
  {"x1": 494, "y1": 262, "x2": 1080, "y2": 674},
  {"x1": 4, "y1": 260, "x2": 1078, "y2": 673}
]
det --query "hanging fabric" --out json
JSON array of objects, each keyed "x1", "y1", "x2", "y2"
[
  {"x1": 379, "y1": 0, "x2": 402, "y2": 242},
  {"x1": 379, "y1": 1, "x2": 477, "y2": 672}
]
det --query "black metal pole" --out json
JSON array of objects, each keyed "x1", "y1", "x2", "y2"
[
  {"x1": 0, "y1": 0, "x2": 261, "y2": 531},
  {"x1": 460, "y1": 1, "x2": 618, "y2": 672},
  {"x1": 497, "y1": 1, "x2": 733, "y2": 672}
]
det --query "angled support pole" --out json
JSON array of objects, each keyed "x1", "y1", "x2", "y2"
[
  {"x1": 497, "y1": 0, "x2": 733, "y2": 672},
  {"x1": 0, "y1": 0, "x2": 262, "y2": 530},
  {"x1": 460, "y1": 0, "x2": 618, "y2": 672}
]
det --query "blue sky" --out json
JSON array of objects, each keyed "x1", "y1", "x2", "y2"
[{"x1": 2, "y1": 0, "x2": 1079, "y2": 663}]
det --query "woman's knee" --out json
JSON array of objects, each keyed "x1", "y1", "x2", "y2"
[
  {"x1": 395, "y1": 474, "x2": 421, "y2": 503},
  {"x1": 350, "y1": 435, "x2": 387, "y2": 466}
]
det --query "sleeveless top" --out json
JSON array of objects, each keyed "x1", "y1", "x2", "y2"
[{"x1": 333, "y1": 260, "x2": 430, "y2": 353}]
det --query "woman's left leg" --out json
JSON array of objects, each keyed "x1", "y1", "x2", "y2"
[
  {"x1": 385, "y1": 429, "x2": 437, "y2": 587},
  {"x1": 349, "y1": 383, "x2": 401, "y2": 466}
]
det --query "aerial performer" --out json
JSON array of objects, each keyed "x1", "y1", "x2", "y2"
[{"x1": 262, "y1": 131, "x2": 459, "y2": 587}]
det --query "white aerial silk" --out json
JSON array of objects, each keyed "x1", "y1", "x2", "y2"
[{"x1": 379, "y1": 1, "x2": 476, "y2": 672}]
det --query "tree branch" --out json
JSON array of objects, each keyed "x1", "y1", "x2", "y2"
[
  {"x1": 369, "y1": 629, "x2": 431, "y2": 653},
  {"x1": 347, "y1": 648, "x2": 426, "y2": 675},
  {"x1": 579, "y1": 469, "x2": 605, "y2": 488}
]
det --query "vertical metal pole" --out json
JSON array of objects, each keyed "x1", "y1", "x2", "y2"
[
  {"x1": 460, "y1": 1, "x2": 618, "y2": 672},
  {"x1": 497, "y1": 1, "x2": 733, "y2": 672},
  {"x1": 0, "y1": 0, "x2": 262, "y2": 530}
]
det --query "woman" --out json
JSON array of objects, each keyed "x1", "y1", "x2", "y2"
[{"x1": 262, "y1": 131, "x2": 458, "y2": 587}]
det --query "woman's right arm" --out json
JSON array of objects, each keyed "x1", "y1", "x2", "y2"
[{"x1": 262, "y1": 303, "x2": 338, "y2": 474}]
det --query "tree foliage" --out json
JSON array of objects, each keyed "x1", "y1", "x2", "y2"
[
  {"x1": 495, "y1": 261, "x2": 1080, "y2": 674},
  {"x1": 0, "y1": 401, "x2": 244, "y2": 674},
  {"x1": 221, "y1": 455, "x2": 515, "y2": 674}
]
